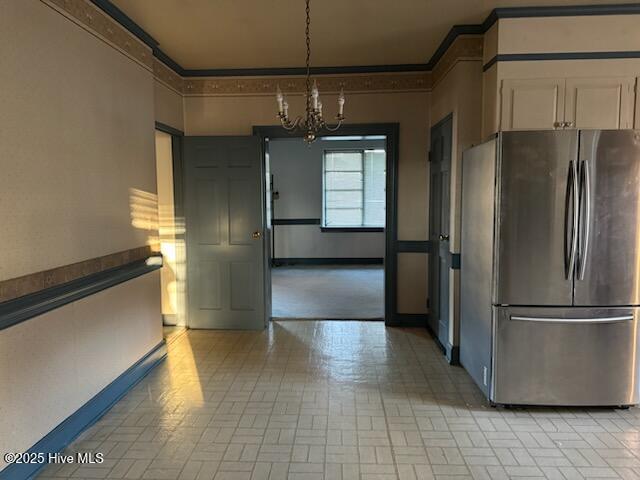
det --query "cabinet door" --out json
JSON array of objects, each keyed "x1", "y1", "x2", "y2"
[
  {"x1": 565, "y1": 77, "x2": 635, "y2": 129},
  {"x1": 501, "y1": 78, "x2": 565, "y2": 131},
  {"x1": 635, "y1": 78, "x2": 640, "y2": 129}
]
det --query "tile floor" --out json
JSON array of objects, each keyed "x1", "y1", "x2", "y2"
[
  {"x1": 38, "y1": 321, "x2": 640, "y2": 480},
  {"x1": 163, "y1": 326, "x2": 187, "y2": 344}
]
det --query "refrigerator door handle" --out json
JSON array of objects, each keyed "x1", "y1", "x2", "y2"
[
  {"x1": 577, "y1": 160, "x2": 591, "y2": 280},
  {"x1": 511, "y1": 315, "x2": 633, "y2": 324},
  {"x1": 564, "y1": 161, "x2": 579, "y2": 279}
]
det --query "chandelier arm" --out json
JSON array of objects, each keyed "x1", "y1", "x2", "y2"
[
  {"x1": 280, "y1": 116, "x2": 303, "y2": 131},
  {"x1": 322, "y1": 119, "x2": 344, "y2": 132}
]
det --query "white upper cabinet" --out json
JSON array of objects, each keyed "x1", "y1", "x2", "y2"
[
  {"x1": 636, "y1": 78, "x2": 640, "y2": 129},
  {"x1": 501, "y1": 78, "x2": 565, "y2": 130},
  {"x1": 565, "y1": 77, "x2": 635, "y2": 129},
  {"x1": 501, "y1": 76, "x2": 637, "y2": 131}
]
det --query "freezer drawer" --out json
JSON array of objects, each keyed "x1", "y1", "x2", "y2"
[{"x1": 492, "y1": 306, "x2": 639, "y2": 406}]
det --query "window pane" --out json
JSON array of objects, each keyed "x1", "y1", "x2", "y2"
[
  {"x1": 325, "y1": 208, "x2": 363, "y2": 226},
  {"x1": 324, "y1": 151, "x2": 362, "y2": 171},
  {"x1": 363, "y1": 149, "x2": 386, "y2": 227},
  {"x1": 325, "y1": 171, "x2": 363, "y2": 190},
  {"x1": 325, "y1": 190, "x2": 362, "y2": 209},
  {"x1": 364, "y1": 201, "x2": 385, "y2": 226},
  {"x1": 323, "y1": 149, "x2": 382, "y2": 228}
]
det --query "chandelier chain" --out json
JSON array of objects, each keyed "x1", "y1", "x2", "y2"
[
  {"x1": 275, "y1": 0, "x2": 345, "y2": 143},
  {"x1": 305, "y1": 0, "x2": 311, "y2": 122}
]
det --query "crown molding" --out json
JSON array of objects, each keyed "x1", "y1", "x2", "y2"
[
  {"x1": 87, "y1": 0, "x2": 640, "y2": 79},
  {"x1": 183, "y1": 64, "x2": 431, "y2": 78},
  {"x1": 51, "y1": 0, "x2": 640, "y2": 94},
  {"x1": 483, "y1": 3, "x2": 640, "y2": 28}
]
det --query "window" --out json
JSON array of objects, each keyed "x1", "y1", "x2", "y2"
[{"x1": 322, "y1": 149, "x2": 386, "y2": 228}]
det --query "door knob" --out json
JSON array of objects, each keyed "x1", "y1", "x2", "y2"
[
  {"x1": 439, "y1": 234, "x2": 449, "y2": 241},
  {"x1": 252, "y1": 231, "x2": 262, "y2": 239}
]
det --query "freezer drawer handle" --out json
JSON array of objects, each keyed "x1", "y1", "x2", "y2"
[{"x1": 510, "y1": 315, "x2": 633, "y2": 324}]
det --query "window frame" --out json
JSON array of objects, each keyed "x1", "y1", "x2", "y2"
[{"x1": 321, "y1": 148, "x2": 385, "y2": 232}]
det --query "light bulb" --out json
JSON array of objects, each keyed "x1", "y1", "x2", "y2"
[
  {"x1": 312, "y1": 80, "x2": 319, "y2": 109},
  {"x1": 276, "y1": 85, "x2": 284, "y2": 113},
  {"x1": 338, "y1": 88, "x2": 345, "y2": 116}
]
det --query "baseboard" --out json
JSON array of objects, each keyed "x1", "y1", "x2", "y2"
[
  {"x1": 162, "y1": 313, "x2": 178, "y2": 325},
  {"x1": 387, "y1": 313, "x2": 428, "y2": 328},
  {"x1": 0, "y1": 340, "x2": 167, "y2": 480},
  {"x1": 446, "y1": 343, "x2": 460, "y2": 365},
  {"x1": 272, "y1": 257, "x2": 384, "y2": 266}
]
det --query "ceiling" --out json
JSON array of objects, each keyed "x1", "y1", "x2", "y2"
[{"x1": 111, "y1": 0, "x2": 637, "y2": 71}]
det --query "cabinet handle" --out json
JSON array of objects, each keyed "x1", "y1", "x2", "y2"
[
  {"x1": 564, "y1": 121, "x2": 574, "y2": 128},
  {"x1": 553, "y1": 121, "x2": 562, "y2": 128}
]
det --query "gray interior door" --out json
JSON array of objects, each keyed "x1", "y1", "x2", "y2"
[
  {"x1": 429, "y1": 115, "x2": 452, "y2": 347},
  {"x1": 575, "y1": 130, "x2": 640, "y2": 306},
  {"x1": 496, "y1": 130, "x2": 577, "y2": 306},
  {"x1": 184, "y1": 136, "x2": 266, "y2": 329}
]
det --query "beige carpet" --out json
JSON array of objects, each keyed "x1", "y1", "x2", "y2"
[{"x1": 271, "y1": 265, "x2": 384, "y2": 319}]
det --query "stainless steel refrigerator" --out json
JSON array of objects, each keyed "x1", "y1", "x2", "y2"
[{"x1": 460, "y1": 130, "x2": 640, "y2": 407}]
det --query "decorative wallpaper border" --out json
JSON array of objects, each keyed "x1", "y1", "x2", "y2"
[
  {"x1": 153, "y1": 58, "x2": 185, "y2": 94},
  {"x1": 0, "y1": 246, "x2": 152, "y2": 303},
  {"x1": 183, "y1": 71, "x2": 433, "y2": 95},
  {"x1": 432, "y1": 36, "x2": 484, "y2": 86},
  {"x1": 43, "y1": 0, "x2": 153, "y2": 70}
]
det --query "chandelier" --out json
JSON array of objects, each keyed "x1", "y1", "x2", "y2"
[{"x1": 275, "y1": 0, "x2": 345, "y2": 143}]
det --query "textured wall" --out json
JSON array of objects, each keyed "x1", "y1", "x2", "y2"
[
  {"x1": 154, "y1": 80, "x2": 184, "y2": 131},
  {"x1": 0, "y1": 0, "x2": 157, "y2": 282},
  {"x1": 0, "y1": 273, "x2": 162, "y2": 471},
  {"x1": 430, "y1": 60, "x2": 484, "y2": 347},
  {"x1": 497, "y1": 15, "x2": 640, "y2": 54},
  {"x1": 0, "y1": 0, "x2": 162, "y2": 466}
]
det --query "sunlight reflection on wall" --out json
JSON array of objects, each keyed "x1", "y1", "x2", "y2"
[
  {"x1": 129, "y1": 187, "x2": 187, "y2": 328},
  {"x1": 129, "y1": 188, "x2": 159, "y2": 249}
]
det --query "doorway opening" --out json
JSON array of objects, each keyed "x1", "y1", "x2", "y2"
[
  {"x1": 180, "y1": 124, "x2": 399, "y2": 329},
  {"x1": 254, "y1": 124, "x2": 399, "y2": 323},
  {"x1": 154, "y1": 123, "x2": 187, "y2": 342},
  {"x1": 267, "y1": 136, "x2": 386, "y2": 320}
]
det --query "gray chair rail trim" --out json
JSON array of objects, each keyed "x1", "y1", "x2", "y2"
[{"x1": 0, "y1": 257, "x2": 162, "y2": 332}]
